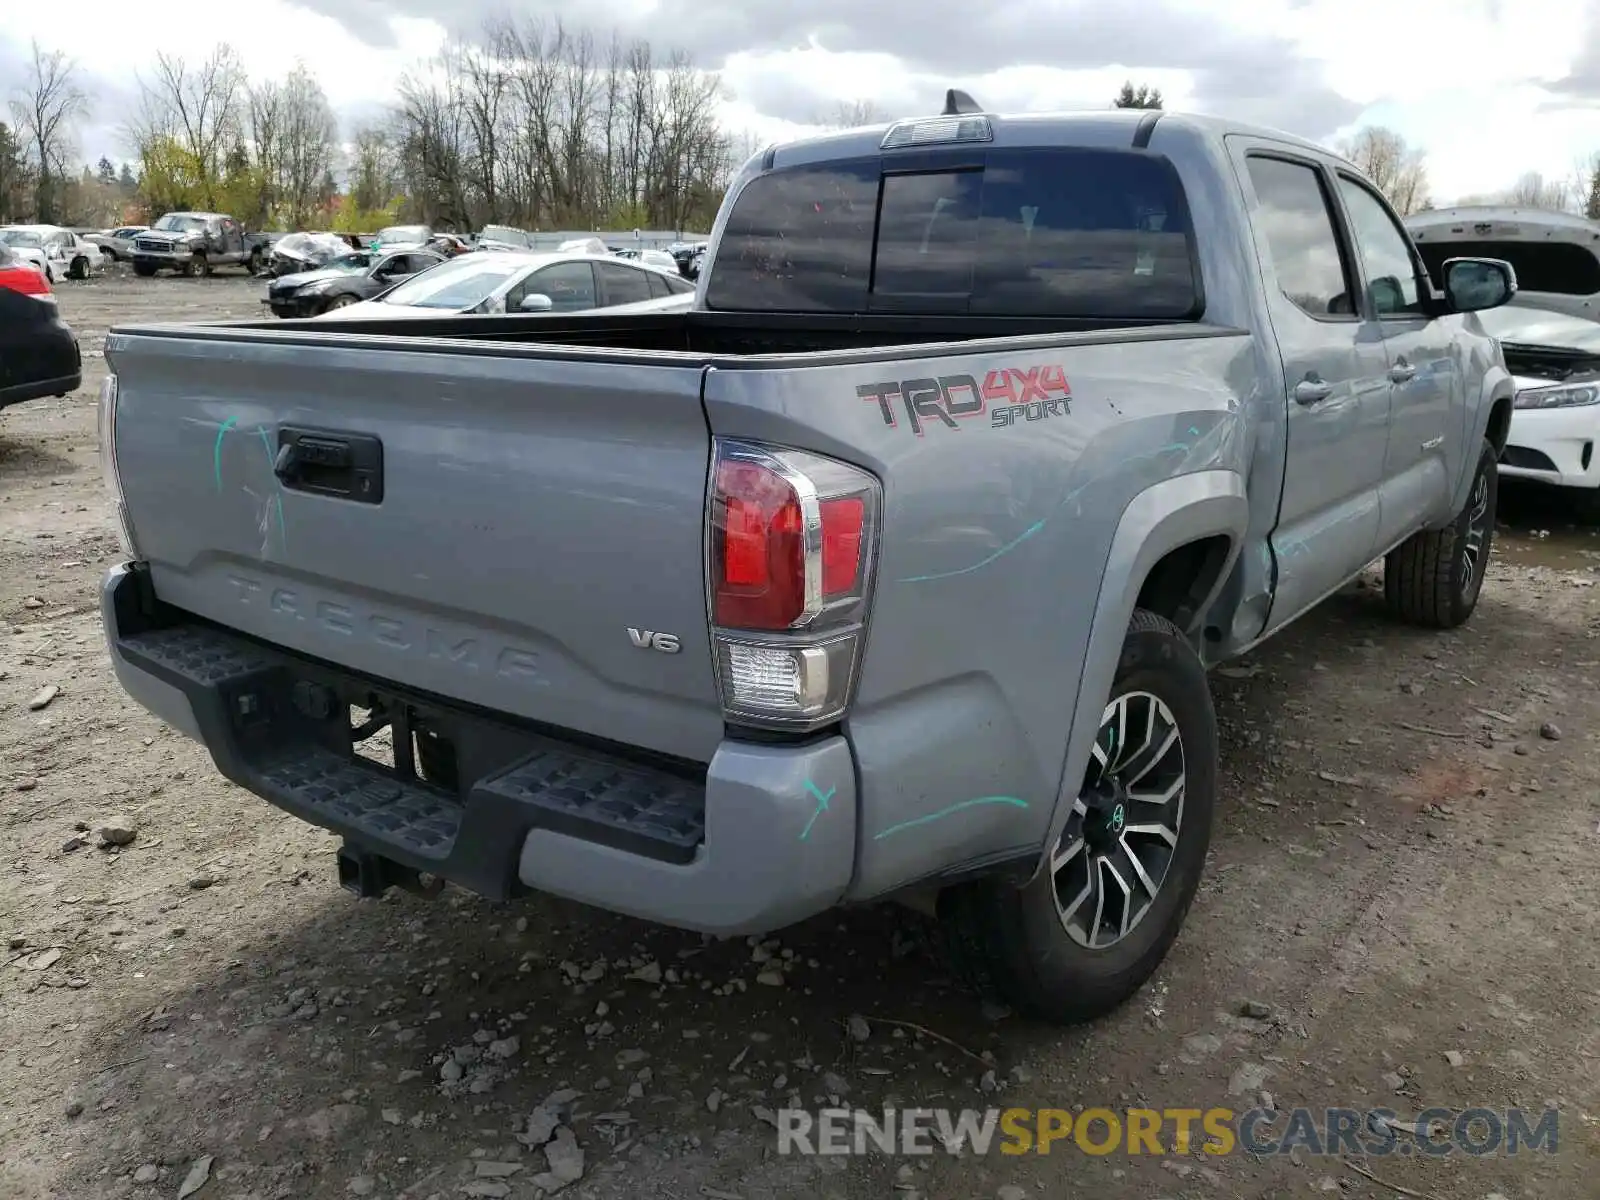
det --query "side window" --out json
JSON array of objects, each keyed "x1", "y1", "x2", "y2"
[
  {"x1": 1336, "y1": 177, "x2": 1427, "y2": 317},
  {"x1": 1245, "y1": 156, "x2": 1356, "y2": 319},
  {"x1": 666, "y1": 274, "x2": 694, "y2": 294},
  {"x1": 645, "y1": 270, "x2": 670, "y2": 299},
  {"x1": 526, "y1": 261, "x2": 596, "y2": 311},
  {"x1": 598, "y1": 262, "x2": 652, "y2": 306}
]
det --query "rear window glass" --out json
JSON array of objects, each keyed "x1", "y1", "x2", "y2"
[
  {"x1": 705, "y1": 148, "x2": 1200, "y2": 318},
  {"x1": 1413, "y1": 240, "x2": 1600, "y2": 296}
]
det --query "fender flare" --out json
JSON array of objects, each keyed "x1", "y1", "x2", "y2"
[
  {"x1": 1028, "y1": 469, "x2": 1249, "y2": 880},
  {"x1": 1449, "y1": 364, "x2": 1515, "y2": 514}
]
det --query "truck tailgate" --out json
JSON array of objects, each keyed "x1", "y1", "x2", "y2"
[{"x1": 106, "y1": 330, "x2": 723, "y2": 762}]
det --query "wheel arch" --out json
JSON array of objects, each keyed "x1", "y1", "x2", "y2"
[{"x1": 1029, "y1": 470, "x2": 1247, "y2": 883}]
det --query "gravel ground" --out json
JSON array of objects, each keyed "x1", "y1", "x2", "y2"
[{"x1": 3, "y1": 271, "x2": 1599, "y2": 1200}]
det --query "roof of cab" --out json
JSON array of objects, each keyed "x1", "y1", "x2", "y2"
[{"x1": 764, "y1": 107, "x2": 1352, "y2": 172}]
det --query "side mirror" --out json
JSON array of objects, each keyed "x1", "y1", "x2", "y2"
[
  {"x1": 518, "y1": 293, "x2": 554, "y2": 312},
  {"x1": 1443, "y1": 257, "x2": 1516, "y2": 313}
]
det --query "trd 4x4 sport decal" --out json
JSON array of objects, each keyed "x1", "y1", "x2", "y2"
[{"x1": 857, "y1": 365, "x2": 1071, "y2": 435}]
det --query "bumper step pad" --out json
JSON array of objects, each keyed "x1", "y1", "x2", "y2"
[{"x1": 116, "y1": 623, "x2": 705, "y2": 898}]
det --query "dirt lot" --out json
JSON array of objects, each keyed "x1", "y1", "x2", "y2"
[{"x1": 2, "y1": 271, "x2": 1599, "y2": 1200}]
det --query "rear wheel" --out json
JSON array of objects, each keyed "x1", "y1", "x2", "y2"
[
  {"x1": 246, "y1": 248, "x2": 263, "y2": 276},
  {"x1": 68, "y1": 256, "x2": 89, "y2": 280},
  {"x1": 1384, "y1": 437, "x2": 1497, "y2": 629},
  {"x1": 939, "y1": 609, "x2": 1218, "y2": 1025}
]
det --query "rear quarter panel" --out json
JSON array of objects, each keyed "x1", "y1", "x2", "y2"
[{"x1": 704, "y1": 328, "x2": 1259, "y2": 899}]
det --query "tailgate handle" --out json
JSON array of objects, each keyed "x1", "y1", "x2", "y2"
[{"x1": 273, "y1": 428, "x2": 384, "y2": 504}]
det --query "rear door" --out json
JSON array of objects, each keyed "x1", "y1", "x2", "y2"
[
  {"x1": 108, "y1": 331, "x2": 724, "y2": 761},
  {"x1": 1232, "y1": 145, "x2": 1393, "y2": 630},
  {"x1": 596, "y1": 261, "x2": 654, "y2": 307},
  {"x1": 1332, "y1": 175, "x2": 1460, "y2": 547}
]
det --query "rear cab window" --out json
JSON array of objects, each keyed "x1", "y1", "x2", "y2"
[{"x1": 705, "y1": 148, "x2": 1201, "y2": 318}]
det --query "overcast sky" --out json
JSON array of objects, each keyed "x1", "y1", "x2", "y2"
[{"x1": 2, "y1": 0, "x2": 1598, "y2": 202}]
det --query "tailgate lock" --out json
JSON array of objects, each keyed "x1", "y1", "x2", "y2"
[{"x1": 273, "y1": 427, "x2": 384, "y2": 504}]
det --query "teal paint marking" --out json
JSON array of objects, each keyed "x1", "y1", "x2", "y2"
[
  {"x1": 798, "y1": 780, "x2": 836, "y2": 841},
  {"x1": 896, "y1": 436, "x2": 1207, "y2": 584},
  {"x1": 212, "y1": 415, "x2": 238, "y2": 491},
  {"x1": 873, "y1": 795, "x2": 1028, "y2": 840}
]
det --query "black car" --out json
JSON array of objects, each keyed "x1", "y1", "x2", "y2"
[
  {"x1": 264, "y1": 248, "x2": 447, "y2": 318},
  {"x1": 0, "y1": 245, "x2": 80, "y2": 411}
]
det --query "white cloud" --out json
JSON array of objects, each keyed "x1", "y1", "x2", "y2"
[{"x1": 4, "y1": 0, "x2": 1600, "y2": 200}]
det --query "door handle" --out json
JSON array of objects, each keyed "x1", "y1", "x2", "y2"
[
  {"x1": 1388, "y1": 359, "x2": 1416, "y2": 383},
  {"x1": 1294, "y1": 377, "x2": 1333, "y2": 405}
]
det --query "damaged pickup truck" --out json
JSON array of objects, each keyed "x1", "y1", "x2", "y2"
[{"x1": 98, "y1": 98, "x2": 1518, "y2": 1024}]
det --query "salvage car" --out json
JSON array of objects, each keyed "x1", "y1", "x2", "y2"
[
  {"x1": 267, "y1": 231, "x2": 353, "y2": 278},
  {"x1": 0, "y1": 243, "x2": 81, "y2": 411},
  {"x1": 85, "y1": 225, "x2": 149, "y2": 263},
  {"x1": 312, "y1": 249, "x2": 694, "y2": 320},
  {"x1": 132, "y1": 212, "x2": 266, "y2": 277},
  {"x1": 0, "y1": 224, "x2": 104, "y2": 281},
  {"x1": 1408, "y1": 206, "x2": 1600, "y2": 321},
  {"x1": 97, "y1": 98, "x2": 1517, "y2": 1026},
  {"x1": 264, "y1": 248, "x2": 446, "y2": 318},
  {"x1": 1473, "y1": 302, "x2": 1600, "y2": 510}
]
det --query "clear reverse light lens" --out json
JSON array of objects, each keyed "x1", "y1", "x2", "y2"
[
  {"x1": 1514, "y1": 382, "x2": 1600, "y2": 410},
  {"x1": 880, "y1": 115, "x2": 994, "y2": 149}
]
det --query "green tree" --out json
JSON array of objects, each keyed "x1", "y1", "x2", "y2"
[
  {"x1": 1114, "y1": 82, "x2": 1163, "y2": 110},
  {"x1": 96, "y1": 155, "x2": 116, "y2": 185}
]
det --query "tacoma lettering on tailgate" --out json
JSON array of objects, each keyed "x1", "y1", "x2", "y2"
[
  {"x1": 857, "y1": 365, "x2": 1071, "y2": 435},
  {"x1": 224, "y1": 573, "x2": 544, "y2": 682}
]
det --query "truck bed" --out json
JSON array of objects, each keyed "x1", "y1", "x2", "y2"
[{"x1": 119, "y1": 308, "x2": 1218, "y2": 358}]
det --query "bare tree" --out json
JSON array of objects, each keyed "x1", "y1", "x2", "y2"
[
  {"x1": 347, "y1": 123, "x2": 400, "y2": 213},
  {"x1": 130, "y1": 45, "x2": 246, "y2": 206},
  {"x1": 1503, "y1": 170, "x2": 1570, "y2": 212},
  {"x1": 273, "y1": 66, "x2": 338, "y2": 226},
  {"x1": 7, "y1": 40, "x2": 89, "y2": 223},
  {"x1": 1576, "y1": 151, "x2": 1600, "y2": 220},
  {"x1": 821, "y1": 99, "x2": 884, "y2": 128},
  {"x1": 1338, "y1": 126, "x2": 1430, "y2": 215}
]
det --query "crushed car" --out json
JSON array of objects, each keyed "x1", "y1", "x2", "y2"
[
  {"x1": 0, "y1": 225, "x2": 106, "y2": 282},
  {"x1": 132, "y1": 212, "x2": 267, "y2": 277},
  {"x1": 268, "y1": 232, "x2": 358, "y2": 279}
]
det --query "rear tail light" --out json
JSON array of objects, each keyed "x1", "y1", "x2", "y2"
[
  {"x1": 708, "y1": 439, "x2": 880, "y2": 730},
  {"x1": 0, "y1": 265, "x2": 53, "y2": 300}
]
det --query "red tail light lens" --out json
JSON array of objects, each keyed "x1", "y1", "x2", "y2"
[
  {"x1": 0, "y1": 265, "x2": 51, "y2": 298},
  {"x1": 708, "y1": 440, "x2": 881, "y2": 728},
  {"x1": 711, "y1": 444, "x2": 878, "y2": 632}
]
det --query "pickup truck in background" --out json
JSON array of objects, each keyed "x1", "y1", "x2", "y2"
[
  {"x1": 98, "y1": 96, "x2": 1518, "y2": 1025},
  {"x1": 132, "y1": 212, "x2": 267, "y2": 277}
]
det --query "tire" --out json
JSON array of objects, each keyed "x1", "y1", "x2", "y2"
[
  {"x1": 939, "y1": 609, "x2": 1218, "y2": 1025},
  {"x1": 192, "y1": 253, "x2": 211, "y2": 278},
  {"x1": 323, "y1": 294, "x2": 358, "y2": 312},
  {"x1": 133, "y1": 262, "x2": 157, "y2": 277},
  {"x1": 1384, "y1": 437, "x2": 1497, "y2": 629},
  {"x1": 246, "y1": 249, "x2": 263, "y2": 276},
  {"x1": 69, "y1": 256, "x2": 89, "y2": 281}
]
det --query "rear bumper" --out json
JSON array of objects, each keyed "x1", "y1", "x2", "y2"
[
  {"x1": 1499, "y1": 405, "x2": 1600, "y2": 489},
  {"x1": 101, "y1": 563, "x2": 856, "y2": 935}
]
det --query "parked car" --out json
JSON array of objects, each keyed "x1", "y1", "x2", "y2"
[
  {"x1": 311, "y1": 249, "x2": 695, "y2": 321},
  {"x1": 131, "y1": 212, "x2": 266, "y2": 277},
  {"x1": 97, "y1": 100, "x2": 1517, "y2": 1026},
  {"x1": 1407, "y1": 206, "x2": 1600, "y2": 321},
  {"x1": 86, "y1": 225, "x2": 149, "y2": 263},
  {"x1": 264, "y1": 248, "x2": 447, "y2": 318},
  {"x1": 0, "y1": 244, "x2": 81, "y2": 411},
  {"x1": 0, "y1": 224, "x2": 105, "y2": 281},
  {"x1": 666, "y1": 239, "x2": 706, "y2": 278},
  {"x1": 613, "y1": 246, "x2": 680, "y2": 273},
  {"x1": 1466, "y1": 302, "x2": 1600, "y2": 507},
  {"x1": 476, "y1": 225, "x2": 533, "y2": 251}
]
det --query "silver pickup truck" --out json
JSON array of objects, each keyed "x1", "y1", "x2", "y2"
[{"x1": 98, "y1": 98, "x2": 1517, "y2": 1026}]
